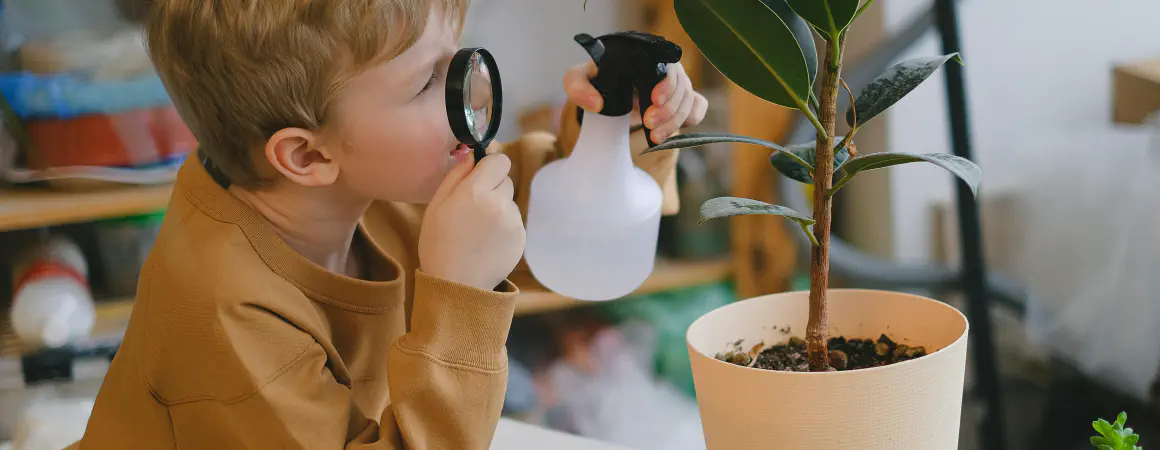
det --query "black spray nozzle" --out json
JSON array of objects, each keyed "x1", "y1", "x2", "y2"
[{"x1": 574, "y1": 31, "x2": 682, "y2": 146}]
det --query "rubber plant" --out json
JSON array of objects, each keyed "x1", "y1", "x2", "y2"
[{"x1": 645, "y1": 0, "x2": 981, "y2": 370}]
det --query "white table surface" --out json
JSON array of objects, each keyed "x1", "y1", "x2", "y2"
[
  {"x1": 492, "y1": 419, "x2": 629, "y2": 450},
  {"x1": 0, "y1": 419, "x2": 624, "y2": 450}
]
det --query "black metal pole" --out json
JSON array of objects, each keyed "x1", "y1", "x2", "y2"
[{"x1": 933, "y1": 1, "x2": 1007, "y2": 449}]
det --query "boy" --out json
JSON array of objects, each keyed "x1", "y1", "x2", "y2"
[{"x1": 76, "y1": 1, "x2": 707, "y2": 448}]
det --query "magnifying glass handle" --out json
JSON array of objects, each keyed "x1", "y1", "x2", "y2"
[{"x1": 473, "y1": 144, "x2": 488, "y2": 163}]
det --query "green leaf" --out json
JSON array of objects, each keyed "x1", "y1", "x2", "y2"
[
  {"x1": 846, "y1": 54, "x2": 964, "y2": 128},
  {"x1": 770, "y1": 138, "x2": 852, "y2": 184},
  {"x1": 699, "y1": 197, "x2": 818, "y2": 246},
  {"x1": 1094, "y1": 419, "x2": 1114, "y2": 437},
  {"x1": 785, "y1": 0, "x2": 860, "y2": 39},
  {"x1": 699, "y1": 197, "x2": 812, "y2": 225},
  {"x1": 644, "y1": 132, "x2": 788, "y2": 153},
  {"x1": 675, "y1": 0, "x2": 812, "y2": 109},
  {"x1": 1116, "y1": 412, "x2": 1128, "y2": 428},
  {"x1": 831, "y1": 152, "x2": 981, "y2": 197},
  {"x1": 1091, "y1": 437, "x2": 1111, "y2": 446},
  {"x1": 1125, "y1": 435, "x2": 1140, "y2": 446},
  {"x1": 770, "y1": 143, "x2": 817, "y2": 184},
  {"x1": 763, "y1": 0, "x2": 818, "y2": 86},
  {"x1": 851, "y1": 0, "x2": 876, "y2": 22},
  {"x1": 644, "y1": 132, "x2": 815, "y2": 176},
  {"x1": 1096, "y1": 446, "x2": 1113, "y2": 450}
]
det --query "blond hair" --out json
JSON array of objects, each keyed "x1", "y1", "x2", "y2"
[{"x1": 145, "y1": 0, "x2": 468, "y2": 187}]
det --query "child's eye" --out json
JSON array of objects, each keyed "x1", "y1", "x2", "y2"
[{"x1": 418, "y1": 72, "x2": 440, "y2": 95}]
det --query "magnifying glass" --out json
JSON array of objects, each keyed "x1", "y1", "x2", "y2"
[{"x1": 446, "y1": 48, "x2": 503, "y2": 163}]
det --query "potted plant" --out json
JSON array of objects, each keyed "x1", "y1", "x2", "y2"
[
  {"x1": 1091, "y1": 412, "x2": 1142, "y2": 450},
  {"x1": 643, "y1": 0, "x2": 981, "y2": 448}
]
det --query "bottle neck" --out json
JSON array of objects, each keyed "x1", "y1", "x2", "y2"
[{"x1": 566, "y1": 112, "x2": 634, "y2": 178}]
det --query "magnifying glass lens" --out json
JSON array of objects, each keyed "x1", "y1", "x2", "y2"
[
  {"x1": 464, "y1": 53, "x2": 494, "y2": 141},
  {"x1": 447, "y1": 48, "x2": 502, "y2": 160}
]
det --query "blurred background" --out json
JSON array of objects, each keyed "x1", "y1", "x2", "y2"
[{"x1": 0, "y1": 0, "x2": 1157, "y2": 449}]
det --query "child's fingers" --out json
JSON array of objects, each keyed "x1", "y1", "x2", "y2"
[
  {"x1": 685, "y1": 91, "x2": 709, "y2": 127},
  {"x1": 430, "y1": 156, "x2": 474, "y2": 206},
  {"x1": 467, "y1": 153, "x2": 513, "y2": 192},
  {"x1": 564, "y1": 61, "x2": 602, "y2": 112},
  {"x1": 494, "y1": 176, "x2": 515, "y2": 201},
  {"x1": 645, "y1": 68, "x2": 687, "y2": 129},
  {"x1": 652, "y1": 88, "x2": 695, "y2": 142},
  {"x1": 652, "y1": 63, "x2": 682, "y2": 107}
]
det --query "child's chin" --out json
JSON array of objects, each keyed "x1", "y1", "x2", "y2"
[
  {"x1": 408, "y1": 182, "x2": 442, "y2": 205},
  {"x1": 364, "y1": 166, "x2": 446, "y2": 204},
  {"x1": 412, "y1": 192, "x2": 436, "y2": 204},
  {"x1": 357, "y1": 180, "x2": 438, "y2": 205},
  {"x1": 390, "y1": 186, "x2": 438, "y2": 204}
]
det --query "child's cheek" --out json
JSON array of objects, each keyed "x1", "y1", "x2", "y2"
[
  {"x1": 406, "y1": 100, "x2": 458, "y2": 199},
  {"x1": 421, "y1": 100, "x2": 452, "y2": 156}
]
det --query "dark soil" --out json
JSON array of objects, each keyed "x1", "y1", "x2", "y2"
[{"x1": 714, "y1": 334, "x2": 928, "y2": 372}]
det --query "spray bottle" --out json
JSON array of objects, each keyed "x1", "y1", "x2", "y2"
[{"x1": 523, "y1": 31, "x2": 682, "y2": 301}]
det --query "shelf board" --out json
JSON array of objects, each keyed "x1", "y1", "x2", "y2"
[
  {"x1": 0, "y1": 259, "x2": 732, "y2": 357},
  {"x1": 511, "y1": 258, "x2": 732, "y2": 316},
  {"x1": 0, "y1": 184, "x2": 173, "y2": 232}
]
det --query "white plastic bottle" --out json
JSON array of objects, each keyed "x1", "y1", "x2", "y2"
[
  {"x1": 524, "y1": 32, "x2": 682, "y2": 301},
  {"x1": 10, "y1": 236, "x2": 95, "y2": 350},
  {"x1": 524, "y1": 113, "x2": 664, "y2": 300}
]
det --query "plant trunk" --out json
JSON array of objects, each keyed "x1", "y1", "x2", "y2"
[{"x1": 807, "y1": 35, "x2": 845, "y2": 372}]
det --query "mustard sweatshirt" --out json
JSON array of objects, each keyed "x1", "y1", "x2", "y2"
[{"x1": 75, "y1": 108, "x2": 678, "y2": 449}]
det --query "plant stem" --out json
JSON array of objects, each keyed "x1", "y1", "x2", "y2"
[
  {"x1": 828, "y1": 35, "x2": 841, "y2": 72},
  {"x1": 806, "y1": 31, "x2": 845, "y2": 372},
  {"x1": 827, "y1": 174, "x2": 850, "y2": 199},
  {"x1": 853, "y1": 0, "x2": 876, "y2": 22},
  {"x1": 802, "y1": 224, "x2": 820, "y2": 247},
  {"x1": 796, "y1": 96, "x2": 829, "y2": 141},
  {"x1": 839, "y1": 78, "x2": 858, "y2": 154}
]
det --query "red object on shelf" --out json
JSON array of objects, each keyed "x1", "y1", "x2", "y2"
[{"x1": 25, "y1": 106, "x2": 196, "y2": 169}]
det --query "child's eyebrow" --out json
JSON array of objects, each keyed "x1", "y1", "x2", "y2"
[
  {"x1": 407, "y1": 50, "x2": 441, "y2": 83},
  {"x1": 408, "y1": 44, "x2": 457, "y2": 83}
]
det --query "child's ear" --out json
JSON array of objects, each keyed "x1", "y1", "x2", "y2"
[{"x1": 264, "y1": 128, "x2": 340, "y2": 187}]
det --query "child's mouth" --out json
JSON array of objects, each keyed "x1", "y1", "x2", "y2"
[{"x1": 451, "y1": 143, "x2": 470, "y2": 158}]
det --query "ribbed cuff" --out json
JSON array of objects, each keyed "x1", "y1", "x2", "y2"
[{"x1": 400, "y1": 270, "x2": 519, "y2": 370}]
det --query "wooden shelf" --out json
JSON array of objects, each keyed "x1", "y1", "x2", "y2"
[
  {"x1": 0, "y1": 259, "x2": 731, "y2": 356},
  {"x1": 511, "y1": 258, "x2": 732, "y2": 316},
  {"x1": 0, "y1": 184, "x2": 173, "y2": 232}
]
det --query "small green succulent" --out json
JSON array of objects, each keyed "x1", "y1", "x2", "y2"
[{"x1": 1091, "y1": 412, "x2": 1141, "y2": 450}]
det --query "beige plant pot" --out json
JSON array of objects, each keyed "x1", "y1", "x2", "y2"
[{"x1": 687, "y1": 289, "x2": 969, "y2": 449}]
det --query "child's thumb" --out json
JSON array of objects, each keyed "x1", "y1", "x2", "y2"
[{"x1": 429, "y1": 156, "x2": 474, "y2": 206}]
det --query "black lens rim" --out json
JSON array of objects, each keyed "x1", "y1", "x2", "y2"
[{"x1": 446, "y1": 48, "x2": 502, "y2": 161}]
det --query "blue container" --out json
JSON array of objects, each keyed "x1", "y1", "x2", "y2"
[{"x1": 0, "y1": 72, "x2": 173, "y2": 119}]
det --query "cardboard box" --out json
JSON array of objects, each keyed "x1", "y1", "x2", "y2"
[
  {"x1": 1113, "y1": 58, "x2": 1160, "y2": 124},
  {"x1": 929, "y1": 193, "x2": 1023, "y2": 279}
]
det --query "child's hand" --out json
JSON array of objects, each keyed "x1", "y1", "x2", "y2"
[
  {"x1": 419, "y1": 154, "x2": 525, "y2": 291},
  {"x1": 564, "y1": 60, "x2": 709, "y2": 142}
]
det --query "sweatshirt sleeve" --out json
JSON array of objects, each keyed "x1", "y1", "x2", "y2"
[
  {"x1": 370, "y1": 270, "x2": 519, "y2": 449},
  {"x1": 166, "y1": 272, "x2": 518, "y2": 450}
]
